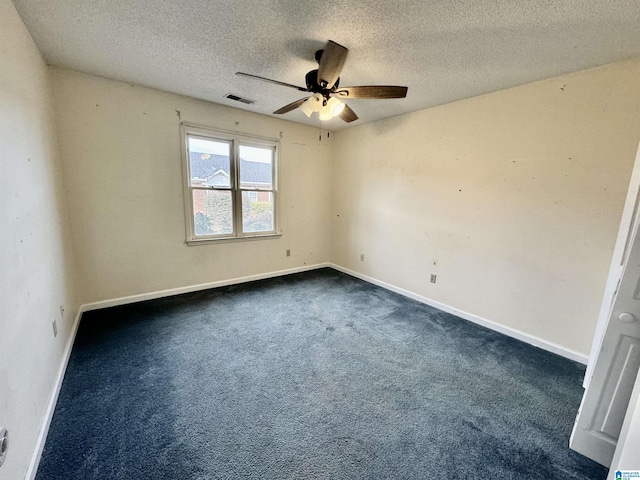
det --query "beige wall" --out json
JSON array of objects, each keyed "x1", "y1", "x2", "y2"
[
  {"x1": 330, "y1": 58, "x2": 640, "y2": 356},
  {"x1": 49, "y1": 68, "x2": 333, "y2": 305},
  {"x1": 0, "y1": 1, "x2": 79, "y2": 478}
]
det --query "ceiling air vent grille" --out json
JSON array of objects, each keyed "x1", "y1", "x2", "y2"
[{"x1": 224, "y1": 93, "x2": 255, "y2": 105}]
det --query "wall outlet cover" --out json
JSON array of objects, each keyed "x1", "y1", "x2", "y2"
[{"x1": 0, "y1": 427, "x2": 8, "y2": 467}]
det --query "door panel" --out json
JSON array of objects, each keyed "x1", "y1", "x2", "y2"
[
  {"x1": 594, "y1": 336, "x2": 640, "y2": 439},
  {"x1": 570, "y1": 218, "x2": 640, "y2": 465},
  {"x1": 584, "y1": 142, "x2": 640, "y2": 389}
]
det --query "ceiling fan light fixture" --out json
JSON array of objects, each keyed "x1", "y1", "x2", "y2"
[
  {"x1": 327, "y1": 97, "x2": 345, "y2": 116},
  {"x1": 244, "y1": 39, "x2": 407, "y2": 124},
  {"x1": 300, "y1": 93, "x2": 323, "y2": 117},
  {"x1": 318, "y1": 103, "x2": 333, "y2": 121},
  {"x1": 299, "y1": 99, "x2": 314, "y2": 117},
  {"x1": 318, "y1": 97, "x2": 345, "y2": 121}
]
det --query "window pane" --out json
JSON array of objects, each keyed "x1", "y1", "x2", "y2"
[
  {"x1": 242, "y1": 191, "x2": 274, "y2": 233},
  {"x1": 239, "y1": 145, "x2": 272, "y2": 189},
  {"x1": 188, "y1": 136, "x2": 231, "y2": 188},
  {"x1": 192, "y1": 190, "x2": 233, "y2": 236}
]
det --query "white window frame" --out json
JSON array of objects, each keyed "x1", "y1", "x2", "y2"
[{"x1": 180, "y1": 123, "x2": 280, "y2": 245}]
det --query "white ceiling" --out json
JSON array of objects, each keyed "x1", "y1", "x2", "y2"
[{"x1": 12, "y1": 0, "x2": 640, "y2": 130}]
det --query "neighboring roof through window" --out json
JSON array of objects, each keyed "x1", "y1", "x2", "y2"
[{"x1": 189, "y1": 152, "x2": 272, "y2": 185}]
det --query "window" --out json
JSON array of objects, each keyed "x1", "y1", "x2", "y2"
[{"x1": 181, "y1": 124, "x2": 279, "y2": 243}]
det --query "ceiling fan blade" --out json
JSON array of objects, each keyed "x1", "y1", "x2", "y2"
[
  {"x1": 318, "y1": 40, "x2": 348, "y2": 89},
  {"x1": 335, "y1": 86, "x2": 408, "y2": 99},
  {"x1": 236, "y1": 72, "x2": 310, "y2": 92},
  {"x1": 338, "y1": 103, "x2": 358, "y2": 123},
  {"x1": 273, "y1": 97, "x2": 309, "y2": 114}
]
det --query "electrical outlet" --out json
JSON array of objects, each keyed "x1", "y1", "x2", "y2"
[
  {"x1": 360, "y1": 254, "x2": 365, "y2": 262},
  {"x1": 52, "y1": 319, "x2": 58, "y2": 337},
  {"x1": 0, "y1": 427, "x2": 8, "y2": 467},
  {"x1": 286, "y1": 249, "x2": 291, "y2": 257},
  {"x1": 430, "y1": 274, "x2": 437, "y2": 284}
]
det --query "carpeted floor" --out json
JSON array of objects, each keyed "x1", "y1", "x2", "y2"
[{"x1": 36, "y1": 268, "x2": 607, "y2": 479}]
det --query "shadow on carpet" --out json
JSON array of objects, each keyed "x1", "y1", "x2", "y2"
[{"x1": 36, "y1": 268, "x2": 608, "y2": 479}]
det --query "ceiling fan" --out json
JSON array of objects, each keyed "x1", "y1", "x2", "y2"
[{"x1": 236, "y1": 40, "x2": 408, "y2": 123}]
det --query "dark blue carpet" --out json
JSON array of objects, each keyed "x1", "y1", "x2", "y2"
[{"x1": 36, "y1": 268, "x2": 607, "y2": 479}]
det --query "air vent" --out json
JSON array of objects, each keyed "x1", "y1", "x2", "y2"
[{"x1": 224, "y1": 94, "x2": 255, "y2": 105}]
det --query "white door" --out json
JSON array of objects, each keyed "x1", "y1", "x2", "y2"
[
  {"x1": 584, "y1": 143, "x2": 640, "y2": 390},
  {"x1": 570, "y1": 143, "x2": 640, "y2": 465}
]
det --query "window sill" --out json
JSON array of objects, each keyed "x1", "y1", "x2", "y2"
[{"x1": 186, "y1": 232, "x2": 282, "y2": 246}]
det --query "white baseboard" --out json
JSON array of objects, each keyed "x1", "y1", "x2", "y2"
[
  {"x1": 25, "y1": 308, "x2": 82, "y2": 480},
  {"x1": 328, "y1": 263, "x2": 589, "y2": 365},
  {"x1": 82, "y1": 263, "x2": 330, "y2": 312}
]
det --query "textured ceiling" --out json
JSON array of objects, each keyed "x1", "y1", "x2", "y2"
[{"x1": 12, "y1": 0, "x2": 640, "y2": 130}]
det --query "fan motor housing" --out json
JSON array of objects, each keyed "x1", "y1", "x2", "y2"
[{"x1": 305, "y1": 69, "x2": 339, "y2": 97}]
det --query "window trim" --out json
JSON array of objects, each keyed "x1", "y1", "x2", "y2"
[{"x1": 180, "y1": 123, "x2": 281, "y2": 245}]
